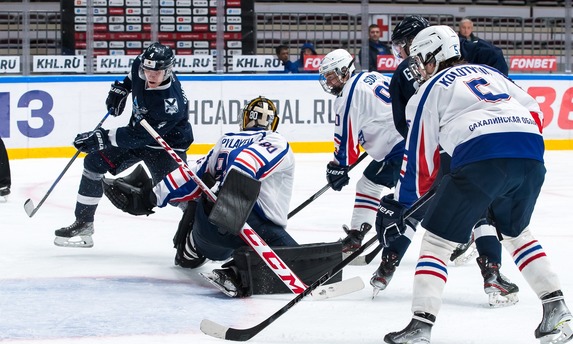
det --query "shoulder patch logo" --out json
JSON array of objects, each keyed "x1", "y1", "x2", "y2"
[{"x1": 164, "y1": 98, "x2": 178, "y2": 115}]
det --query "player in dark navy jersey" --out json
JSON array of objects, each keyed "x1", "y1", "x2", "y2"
[{"x1": 54, "y1": 42, "x2": 193, "y2": 248}]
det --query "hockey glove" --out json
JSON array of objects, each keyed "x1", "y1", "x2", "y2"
[
  {"x1": 326, "y1": 162, "x2": 350, "y2": 191},
  {"x1": 106, "y1": 81, "x2": 130, "y2": 116},
  {"x1": 376, "y1": 194, "x2": 411, "y2": 247},
  {"x1": 102, "y1": 165, "x2": 156, "y2": 216},
  {"x1": 73, "y1": 128, "x2": 109, "y2": 154}
]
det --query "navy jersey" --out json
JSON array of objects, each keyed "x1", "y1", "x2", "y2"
[
  {"x1": 108, "y1": 56, "x2": 193, "y2": 151},
  {"x1": 390, "y1": 37, "x2": 509, "y2": 139}
]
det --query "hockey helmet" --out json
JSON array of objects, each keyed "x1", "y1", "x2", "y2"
[
  {"x1": 240, "y1": 96, "x2": 279, "y2": 131},
  {"x1": 391, "y1": 15, "x2": 430, "y2": 59},
  {"x1": 318, "y1": 49, "x2": 355, "y2": 96},
  {"x1": 139, "y1": 42, "x2": 175, "y2": 82},
  {"x1": 408, "y1": 25, "x2": 461, "y2": 84}
]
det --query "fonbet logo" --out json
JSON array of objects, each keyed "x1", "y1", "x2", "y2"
[
  {"x1": 377, "y1": 55, "x2": 399, "y2": 71},
  {"x1": 303, "y1": 55, "x2": 326, "y2": 71},
  {"x1": 510, "y1": 56, "x2": 557, "y2": 72}
]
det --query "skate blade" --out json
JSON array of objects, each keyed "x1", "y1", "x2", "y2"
[
  {"x1": 54, "y1": 235, "x2": 94, "y2": 248},
  {"x1": 452, "y1": 245, "x2": 478, "y2": 266},
  {"x1": 539, "y1": 318, "x2": 573, "y2": 344},
  {"x1": 199, "y1": 272, "x2": 238, "y2": 298},
  {"x1": 372, "y1": 287, "x2": 381, "y2": 299},
  {"x1": 488, "y1": 292, "x2": 519, "y2": 308}
]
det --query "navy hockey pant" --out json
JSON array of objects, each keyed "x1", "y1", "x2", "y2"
[
  {"x1": 75, "y1": 146, "x2": 186, "y2": 222},
  {"x1": 422, "y1": 158, "x2": 545, "y2": 244},
  {"x1": 192, "y1": 199, "x2": 298, "y2": 261}
]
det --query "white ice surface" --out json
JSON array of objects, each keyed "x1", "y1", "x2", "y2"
[{"x1": 1, "y1": 152, "x2": 572, "y2": 344}]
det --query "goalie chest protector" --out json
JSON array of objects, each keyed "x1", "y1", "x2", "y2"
[{"x1": 230, "y1": 242, "x2": 342, "y2": 296}]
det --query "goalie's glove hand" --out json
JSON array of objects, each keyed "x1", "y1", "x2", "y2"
[
  {"x1": 376, "y1": 194, "x2": 415, "y2": 247},
  {"x1": 102, "y1": 173, "x2": 156, "y2": 216},
  {"x1": 73, "y1": 128, "x2": 109, "y2": 154},
  {"x1": 106, "y1": 81, "x2": 130, "y2": 116},
  {"x1": 326, "y1": 162, "x2": 349, "y2": 191}
]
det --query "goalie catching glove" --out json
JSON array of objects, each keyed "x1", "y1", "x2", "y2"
[
  {"x1": 102, "y1": 164, "x2": 156, "y2": 216},
  {"x1": 376, "y1": 194, "x2": 418, "y2": 247}
]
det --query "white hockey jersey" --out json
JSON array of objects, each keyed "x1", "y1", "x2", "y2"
[
  {"x1": 332, "y1": 71, "x2": 404, "y2": 166},
  {"x1": 396, "y1": 64, "x2": 544, "y2": 207},
  {"x1": 153, "y1": 128, "x2": 295, "y2": 228}
]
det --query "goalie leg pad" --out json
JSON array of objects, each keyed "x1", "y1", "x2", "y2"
[
  {"x1": 229, "y1": 242, "x2": 343, "y2": 296},
  {"x1": 208, "y1": 169, "x2": 261, "y2": 235},
  {"x1": 102, "y1": 164, "x2": 155, "y2": 216}
]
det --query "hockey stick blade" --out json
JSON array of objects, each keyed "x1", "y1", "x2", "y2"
[
  {"x1": 347, "y1": 242, "x2": 383, "y2": 266},
  {"x1": 311, "y1": 276, "x2": 364, "y2": 301},
  {"x1": 24, "y1": 199, "x2": 36, "y2": 217},
  {"x1": 199, "y1": 188, "x2": 436, "y2": 341}
]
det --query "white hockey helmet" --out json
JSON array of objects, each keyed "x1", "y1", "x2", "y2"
[
  {"x1": 408, "y1": 25, "x2": 461, "y2": 83},
  {"x1": 240, "y1": 96, "x2": 279, "y2": 131},
  {"x1": 318, "y1": 49, "x2": 355, "y2": 96}
]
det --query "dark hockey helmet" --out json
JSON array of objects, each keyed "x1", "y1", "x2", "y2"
[
  {"x1": 391, "y1": 15, "x2": 430, "y2": 59},
  {"x1": 139, "y1": 42, "x2": 175, "y2": 82},
  {"x1": 240, "y1": 96, "x2": 279, "y2": 132},
  {"x1": 141, "y1": 42, "x2": 174, "y2": 71}
]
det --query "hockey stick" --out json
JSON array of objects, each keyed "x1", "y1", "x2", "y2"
[
  {"x1": 200, "y1": 187, "x2": 437, "y2": 341},
  {"x1": 24, "y1": 110, "x2": 112, "y2": 218},
  {"x1": 348, "y1": 242, "x2": 384, "y2": 266},
  {"x1": 139, "y1": 119, "x2": 308, "y2": 295},
  {"x1": 287, "y1": 152, "x2": 368, "y2": 219}
]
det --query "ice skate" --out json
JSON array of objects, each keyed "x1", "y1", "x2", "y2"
[
  {"x1": 174, "y1": 231, "x2": 207, "y2": 269},
  {"x1": 449, "y1": 233, "x2": 477, "y2": 266},
  {"x1": 384, "y1": 312, "x2": 435, "y2": 344},
  {"x1": 0, "y1": 186, "x2": 9, "y2": 202},
  {"x1": 476, "y1": 255, "x2": 519, "y2": 307},
  {"x1": 200, "y1": 267, "x2": 243, "y2": 298},
  {"x1": 535, "y1": 290, "x2": 573, "y2": 344},
  {"x1": 340, "y1": 223, "x2": 371, "y2": 259},
  {"x1": 54, "y1": 220, "x2": 94, "y2": 248},
  {"x1": 370, "y1": 252, "x2": 399, "y2": 298}
]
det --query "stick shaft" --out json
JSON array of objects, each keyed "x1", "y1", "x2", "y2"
[
  {"x1": 24, "y1": 110, "x2": 112, "y2": 218},
  {"x1": 288, "y1": 152, "x2": 369, "y2": 219}
]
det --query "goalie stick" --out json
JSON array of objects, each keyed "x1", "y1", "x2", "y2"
[
  {"x1": 200, "y1": 187, "x2": 436, "y2": 341},
  {"x1": 287, "y1": 152, "x2": 368, "y2": 219},
  {"x1": 138, "y1": 119, "x2": 309, "y2": 295},
  {"x1": 310, "y1": 276, "x2": 364, "y2": 301},
  {"x1": 24, "y1": 110, "x2": 112, "y2": 218}
]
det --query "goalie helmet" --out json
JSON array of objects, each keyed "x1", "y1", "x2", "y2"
[
  {"x1": 139, "y1": 42, "x2": 175, "y2": 81},
  {"x1": 391, "y1": 15, "x2": 430, "y2": 59},
  {"x1": 318, "y1": 49, "x2": 355, "y2": 96},
  {"x1": 408, "y1": 25, "x2": 461, "y2": 84},
  {"x1": 240, "y1": 96, "x2": 279, "y2": 131}
]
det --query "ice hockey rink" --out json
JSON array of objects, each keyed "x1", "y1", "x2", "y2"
[{"x1": 1, "y1": 151, "x2": 572, "y2": 344}]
